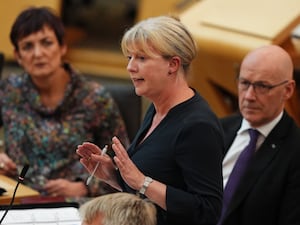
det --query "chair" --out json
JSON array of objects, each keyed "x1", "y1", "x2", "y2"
[{"x1": 104, "y1": 82, "x2": 142, "y2": 142}]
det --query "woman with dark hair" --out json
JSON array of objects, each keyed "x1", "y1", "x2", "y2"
[{"x1": 0, "y1": 6, "x2": 129, "y2": 197}]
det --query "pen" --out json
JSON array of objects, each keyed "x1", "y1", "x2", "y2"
[{"x1": 86, "y1": 145, "x2": 108, "y2": 185}]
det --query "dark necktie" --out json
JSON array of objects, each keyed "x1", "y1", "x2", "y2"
[{"x1": 218, "y1": 128, "x2": 260, "y2": 224}]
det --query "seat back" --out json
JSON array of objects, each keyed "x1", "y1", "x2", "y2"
[{"x1": 104, "y1": 82, "x2": 142, "y2": 142}]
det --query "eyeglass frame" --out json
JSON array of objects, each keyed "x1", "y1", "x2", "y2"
[{"x1": 237, "y1": 78, "x2": 289, "y2": 95}]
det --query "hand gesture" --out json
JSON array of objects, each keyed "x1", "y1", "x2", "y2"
[
  {"x1": 76, "y1": 142, "x2": 121, "y2": 190},
  {"x1": 112, "y1": 136, "x2": 145, "y2": 191}
]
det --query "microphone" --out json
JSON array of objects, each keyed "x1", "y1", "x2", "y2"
[
  {"x1": 18, "y1": 164, "x2": 29, "y2": 183},
  {"x1": 0, "y1": 164, "x2": 29, "y2": 224}
]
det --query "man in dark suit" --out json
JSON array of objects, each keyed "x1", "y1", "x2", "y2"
[{"x1": 218, "y1": 45, "x2": 300, "y2": 225}]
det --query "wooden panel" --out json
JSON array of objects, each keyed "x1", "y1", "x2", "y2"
[
  {"x1": 65, "y1": 48, "x2": 128, "y2": 79},
  {"x1": 0, "y1": 0, "x2": 62, "y2": 60},
  {"x1": 180, "y1": 0, "x2": 300, "y2": 125},
  {"x1": 0, "y1": 175, "x2": 39, "y2": 205},
  {"x1": 136, "y1": 0, "x2": 197, "y2": 21},
  {"x1": 200, "y1": 0, "x2": 300, "y2": 44}
]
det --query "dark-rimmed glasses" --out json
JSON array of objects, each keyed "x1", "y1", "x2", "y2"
[{"x1": 237, "y1": 78, "x2": 288, "y2": 95}]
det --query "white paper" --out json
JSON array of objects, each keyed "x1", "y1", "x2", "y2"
[{"x1": 0, "y1": 207, "x2": 81, "y2": 225}]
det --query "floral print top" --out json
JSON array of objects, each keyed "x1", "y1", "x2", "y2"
[{"x1": 0, "y1": 63, "x2": 129, "y2": 196}]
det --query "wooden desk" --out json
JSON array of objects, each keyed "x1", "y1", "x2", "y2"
[
  {"x1": 0, "y1": 175, "x2": 39, "y2": 205},
  {"x1": 180, "y1": 0, "x2": 300, "y2": 124}
]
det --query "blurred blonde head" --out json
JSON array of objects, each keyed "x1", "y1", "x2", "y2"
[{"x1": 80, "y1": 192, "x2": 156, "y2": 225}]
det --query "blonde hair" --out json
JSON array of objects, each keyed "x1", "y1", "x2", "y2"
[
  {"x1": 121, "y1": 16, "x2": 197, "y2": 73},
  {"x1": 79, "y1": 192, "x2": 156, "y2": 225}
]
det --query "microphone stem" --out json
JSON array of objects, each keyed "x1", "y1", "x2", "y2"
[
  {"x1": 0, "y1": 164, "x2": 29, "y2": 224},
  {"x1": 0, "y1": 181, "x2": 21, "y2": 224}
]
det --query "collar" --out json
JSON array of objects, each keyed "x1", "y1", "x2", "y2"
[{"x1": 237, "y1": 111, "x2": 283, "y2": 137}]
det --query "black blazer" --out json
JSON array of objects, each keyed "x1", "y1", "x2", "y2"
[{"x1": 220, "y1": 112, "x2": 300, "y2": 225}]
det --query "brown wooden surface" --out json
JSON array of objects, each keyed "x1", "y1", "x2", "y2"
[
  {"x1": 0, "y1": 0, "x2": 61, "y2": 61},
  {"x1": 180, "y1": 0, "x2": 300, "y2": 125},
  {"x1": 0, "y1": 175, "x2": 39, "y2": 205}
]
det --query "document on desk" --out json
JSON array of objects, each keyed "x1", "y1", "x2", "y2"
[{"x1": 0, "y1": 206, "x2": 81, "y2": 224}]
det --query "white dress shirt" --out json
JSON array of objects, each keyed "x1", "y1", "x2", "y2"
[{"x1": 222, "y1": 112, "x2": 283, "y2": 187}]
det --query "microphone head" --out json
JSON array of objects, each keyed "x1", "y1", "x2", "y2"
[{"x1": 18, "y1": 164, "x2": 29, "y2": 182}]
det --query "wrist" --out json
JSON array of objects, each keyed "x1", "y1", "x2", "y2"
[{"x1": 139, "y1": 176, "x2": 153, "y2": 195}]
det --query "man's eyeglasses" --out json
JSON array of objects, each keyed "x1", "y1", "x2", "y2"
[{"x1": 237, "y1": 78, "x2": 288, "y2": 94}]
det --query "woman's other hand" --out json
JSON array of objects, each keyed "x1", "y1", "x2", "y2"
[
  {"x1": 44, "y1": 178, "x2": 88, "y2": 197},
  {"x1": 0, "y1": 153, "x2": 17, "y2": 177}
]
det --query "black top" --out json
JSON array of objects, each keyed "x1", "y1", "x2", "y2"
[{"x1": 118, "y1": 91, "x2": 224, "y2": 225}]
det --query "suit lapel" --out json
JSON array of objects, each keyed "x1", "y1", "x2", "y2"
[{"x1": 225, "y1": 112, "x2": 292, "y2": 218}]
